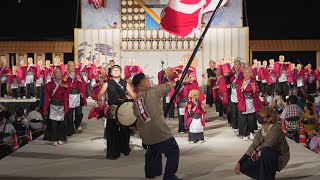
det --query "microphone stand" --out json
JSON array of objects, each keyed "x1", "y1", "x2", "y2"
[{"x1": 164, "y1": 0, "x2": 225, "y2": 117}]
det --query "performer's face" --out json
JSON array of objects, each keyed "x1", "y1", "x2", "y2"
[
  {"x1": 279, "y1": 56, "x2": 285, "y2": 62},
  {"x1": 68, "y1": 62, "x2": 76, "y2": 72},
  {"x1": 297, "y1": 64, "x2": 302, "y2": 70},
  {"x1": 257, "y1": 61, "x2": 261, "y2": 67},
  {"x1": 100, "y1": 67, "x2": 106, "y2": 74},
  {"x1": 38, "y1": 60, "x2": 42, "y2": 66},
  {"x1": 54, "y1": 70, "x2": 62, "y2": 79},
  {"x1": 234, "y1": 62, "x2": 241, "y2": 71},
  {"x1": 263, "y1": 61, "x2": 267, "y2": 66},
  {"x1": 291, "y1": 64, "x2": 295, "y2": 69},
  {"x1": 244, "y1": 70, "x2": 251, "y2": 80},
  {"x1": 12, "y1": 66, "x2": 17, "y2": 72},
  {"x1": 28, "y1": 58, "x2": 33, "y2": 64},
  {"x1": 46, "y1": 61, "x2": 51, "y2": 67},
  {"x1": 111, "y1": 68, "x2": 121, "y2": 78},
  {"x1": 140, "y1": 77, "x2": 151, "y2": 89},
  {"x1": 269, "y1": 59, "x2": 274, "y2": 64},
  {"x1": 253, "y1": 59, "x2": 257, "y2": 64},
  {"x1": 209, "y1": 61, "x2": 215, "y2": 68}
]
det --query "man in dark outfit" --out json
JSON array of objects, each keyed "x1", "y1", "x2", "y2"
[{"x1": 98, "y1": 65, "x2": 136, "y2": 160}]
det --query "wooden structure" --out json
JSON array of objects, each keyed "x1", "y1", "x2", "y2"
[{"x1": 249, "y1": 40, "x2": 320, "y2": 66}]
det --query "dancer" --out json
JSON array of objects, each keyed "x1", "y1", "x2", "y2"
[
  {"x1": 8, "y1": 66, "x2": 20, "y2": 99},
  {"x1": 185, "y1": 89, "x2": 206, "y2": 144},
  {"x1": 132, "y1": 73, "x2": 181, "y2": 180},
  {"x1": 18, "y1": 59, "x2": 27, "y2": 99},
  {"x1": 77, "y1": 58, "x2": 93, "y2": 98},
  {"x1": 43, "y1": 68, "x2": 69, "y2": 145},
  {"x1": 0, "y1": 60, "x2": 9, "y2": 97},
  {"x1": 97, "y1": 65, "x2": 136, "y2": 160},
  {"x1": 64, "y1": 61, "x2": 87, "y2": 136},
  {"x1": 202, "y1": 60, "x2": 216, "y2": 107},
  {"x1": 36, "y1": 59, "x2": 45, "y2": 99},
  {"x1": 305, "y1": 64, "x2": 316, "y2": 95},
  {"x1": 277, "y1": 55, "x2": 290, "y2": 100},
  {"x1": 25, "y1": 57, "x2": 37, "y2": 99},
  {"x1": 237, "y1": 67, "x2": 262, "y2": 140},
  {"x1": 212, "y1": 69, "x2": 229, "y2": 120},
  {"x1": 124, "y1": 58, "x2": 143, "y2": 80}
]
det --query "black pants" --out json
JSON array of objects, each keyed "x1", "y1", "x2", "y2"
[
  {"x1": 260, "y1": 83, "x2": 267, "y2": 96},
  {"x1": 266, "y1": 84, "x2": 276, "y2": 96},
  {"x1": 36, "y1": 86, "x2": 41, "y2": 99},
  {"x1": 11, "y1": 88, "x2": 19, "y2": 99},
  {"x1": 20, "y1": 86, "x2": 26, "y2": 98},
  {"x1": 105, "y1": 118, "x2": 131, "y2": 159},
  {"x1": 85, "y1": 83, "x2": 92, "y2": 98},
  {"x1": 66, "y1": 106, "x2": 83, "y2": 136},
  {"x1": 178, "y1": 115, "x2": 185, "y2": 133},
  {"x1": 206, "y1": 86, "x2": 214, "y2": 106},
  {"x1": 188, "y1": 132, "x2": 204, "y2": 142},
  {"x1": 163, "y1": 98, "x2": 174, "y2": 118},
  {"x1": 238, "y1": 112, "x2": 257, "y2": 136},
  {"x1": 26, "y1": 83, "x2": 35, "y2": 99},
  {"x1": 51, "y1": 120, "x2": 65, "y2": 142},
  {"x1": 0, "y1": 83, "x2": 7, "y2": 97},
  {"x1": 278, "y1": 82, "x2": 289, "y2": 98},
  {"x1": 145, "y1": 137, "x2": 180, "y2": 180},
  {"x1": 216, "y1": 98, "x2": 224, "y2": 117},
  {"x1": 240, "y1": 147, "x2": 278, "y2": 180},
  {"x1": 230, "y1": 101, "x2": 239, "y2": 129},
  {"x1": 307, "y1": 82, "x2": 316, "y2": 95}
]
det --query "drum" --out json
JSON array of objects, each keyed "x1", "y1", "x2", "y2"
[{"x1": 116, "y1": 101, "x2": 136, "y2": 127}]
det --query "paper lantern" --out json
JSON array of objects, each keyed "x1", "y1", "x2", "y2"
[
  {"x1": 134, "y1": 0, "x2": 138, "y2": 5},
  {"x1": 122, "y1": 23, "x2": 127, "y2": 28},
  {"x1": 165, "y1": 41, "x2": 170, "y2": 49},
  {"x1": 122, "y1": 30, "x2": 128, "y2": 39},
  {"x1": 158, "y1": 41, "x2": 164, "y2": 50},
  {"x1": 128, "y1": 41, "x2": 133, "y2": 50},
  {"x1": 140, "y1": 41, "x2": 146, "y2": 49},
  {"x1": 140, "y1": 30, "x2": 145, "y2": 38},
  {"x1": 140, "y1": 14, "x2": 145, "y2": 20},
  {"x1": 128, "y1": 16, "x2": 133, "y2": 21},
  {"x1": 146, "y1": 41, "x2": 151, "y2": 49},
  {"x1": 134, "y1": 41, "x2": 139, "y2": 49},
  {"x1": 177, "y1": 41, "x2": 182, "y2": 49},
  {"x1": 140, "y1": 8, "x2": 145, "y2": 13},
  {"x1": 122, "y1": 41, "x2": 127, "y2": 50},
  {"x1": 195, "y1": 29, "x2": 201, "y2": 39},
  {"x1": 134, "y1": 8, "x2": 139, "y2": 13},
  {"x1": 146, "y1": 30, "x2": 151, "y2": 39},
  {"x1": 121, "y1": 1, "x2": 126, "y2": 6},
  {"x1": 164, "y1": 31, "x2": 170, "y2": 38},
  {"x1": 128, "y1": 30, "x2": 133, "y2": 39},
  {"x1": 183, "y1": 41, "x2": 189, "y2": 49},
  {"x1": 158, "y1": 30, "x2": 164, "y2": 39},
  {"x1": 134, "y1": 24, "x2": 139, "y2": 28},
  {"x1": 171, "y1": 41, "x2": 177, "y2": 49},
  {"x1": 128, "y1": 0, "x2": 133, "y2": 6},
  {"x1": 140, "y1": 23, "x2": 145, "y2": 28},
  {"x1": 128, "y1": 8, "x2": 133, "y2": 13},
  {"x1": 133, "y1": 30, "x2": 139, "y2": 39},
  {"x1": 134, "y1": 15, "x2": 139, "y2": 20},
  {"x1": 152, "y1": 29, "x2": 158, "y2": 39},
  {"x1": 128, "y1": 23, "x2": 133, "y2": 28},
  {"x1": 122, "y1": 8, "x2": 127, "y2": 13},
  {"x1": 122, "y1": 16, "x2": 127, "y2": 21},
  {"x1": 152, "y1": 41, "x2": 157, "y2": 49}
]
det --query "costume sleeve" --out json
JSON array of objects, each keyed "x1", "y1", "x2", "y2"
[{"x1": 43, "y1": 83, "x2": 51, "y2": 112}]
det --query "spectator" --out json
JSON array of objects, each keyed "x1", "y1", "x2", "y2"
[
  {"x1": 234, "y1": 106, "x2": 290, "y2": 180},
  {"x1": 27, "y1": 103, "x2": 43, "y2": 139},
  {"x1": 9, "y1": 107, "x2": 29, "y2": 146},
  {"x1": 296, "y1": 91, "x2": 306, "y2": 110},
  {"x1": 280, "y1": 95, "x2": 304, "y2": 121},
  {"x1": 314, "y1": 88, "x2": 320, "y2": 105},
  {"x1": 0, "y1": 113, "x2": 16, "y2": 159},
  {"x1": 303, "y1": 103, "x2": 317, "y2": 133},
  {"x1": 307, "y1": 95, "x2": 316, "y2": 115}
]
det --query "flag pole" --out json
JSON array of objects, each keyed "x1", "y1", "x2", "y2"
[{"x1": 164, "y1": 0, "x2": 225, "y2": 118}]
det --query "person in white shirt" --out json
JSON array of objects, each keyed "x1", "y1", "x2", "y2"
[
  {"x1": 27, "y1": 103, "x2": 43, "y2": 130},
  {"x1": 0, "y1": 113, "x2": 16, "y2": 159}
]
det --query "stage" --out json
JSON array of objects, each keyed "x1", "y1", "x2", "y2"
[
  {"x1": 0, "y1": 97, "x2": 37, "y2": 114},
  {"x1": 0, "y1": 100, "x2": 319, "y2": 180}
]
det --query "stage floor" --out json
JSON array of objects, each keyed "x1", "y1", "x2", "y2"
[{"x1": 0, "y1": 100, "x2": 319, "y2": 180}]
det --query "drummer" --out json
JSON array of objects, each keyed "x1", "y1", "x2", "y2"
[{"x1": 97, "y1": 65, "x2": 136, "y2": 160}]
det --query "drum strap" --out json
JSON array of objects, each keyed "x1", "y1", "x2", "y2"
[{"x1": 109, "y1": 79, "x2": 127, "y2": 100}]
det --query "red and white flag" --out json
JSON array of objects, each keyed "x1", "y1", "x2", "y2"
[
  {"x1": 160, "y1": 0, "x2": 228, "y2": 37},
  {"x1": 88, "y1": 0, "x2": 102, "y2": 9}
]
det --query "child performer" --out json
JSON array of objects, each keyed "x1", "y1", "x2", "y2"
[
  {"x1": 185, "y1": 89, "x2": 206, "y2": 144},
  {"x1": 0, "y1": 59, "x2": 9, "y2": 97}
]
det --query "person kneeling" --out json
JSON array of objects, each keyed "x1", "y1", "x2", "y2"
[{"x1": 234, "y1": 107, "x2": 290, "y2": 180}]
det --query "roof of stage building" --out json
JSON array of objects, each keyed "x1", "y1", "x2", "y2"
[{"x1": 249, "y1": 40, "x2": 320, "y2": 52}]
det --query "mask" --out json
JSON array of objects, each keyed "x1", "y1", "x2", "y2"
[{"x1": 257, "y1": 114, "x2": 266, "y2": 124}]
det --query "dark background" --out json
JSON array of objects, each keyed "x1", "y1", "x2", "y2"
[{"x1": 0, "y1": 0, "x2": 319, "y2": 64}]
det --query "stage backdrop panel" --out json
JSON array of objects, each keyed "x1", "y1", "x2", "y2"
[
  {"x1": 74, "y1": 28, "x2": 120, "y2": 65},
  {"x1": 74, "y1": 27, "x2": 249, "y2": 86}
]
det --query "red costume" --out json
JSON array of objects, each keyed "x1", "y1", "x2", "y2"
[
  {"x1": 236, "y1": 79, "x2": 262, "y2": 113},
  {"x1": 0, "y1": 66, "x2": 9, "y2": 83},
  {"x1": 43, "y1": 80, "x2": 70, "y2": 113},
  {"x1": 64, "y1": 72, "x2": 87, "y2": 106},
  {"x1": 124, "y1": 65, "x2": 143, "y2": 80},
  {"x1": 51, "y1": 64, "x2": 66, "y2": 75},
  {"x1": 184, "y1": 101, "x2": 206, "y2": 129},
  {"x1": 212, "y1": 76, "x2": 229, "y2": 106}
]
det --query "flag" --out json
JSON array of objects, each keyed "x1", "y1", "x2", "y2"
[
  {"x1": 160, "y1": 0, "x2": 228, "y2": 37},
  {"x1": 88, "y1": 0, "x2": 102, "y2": 9}
]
